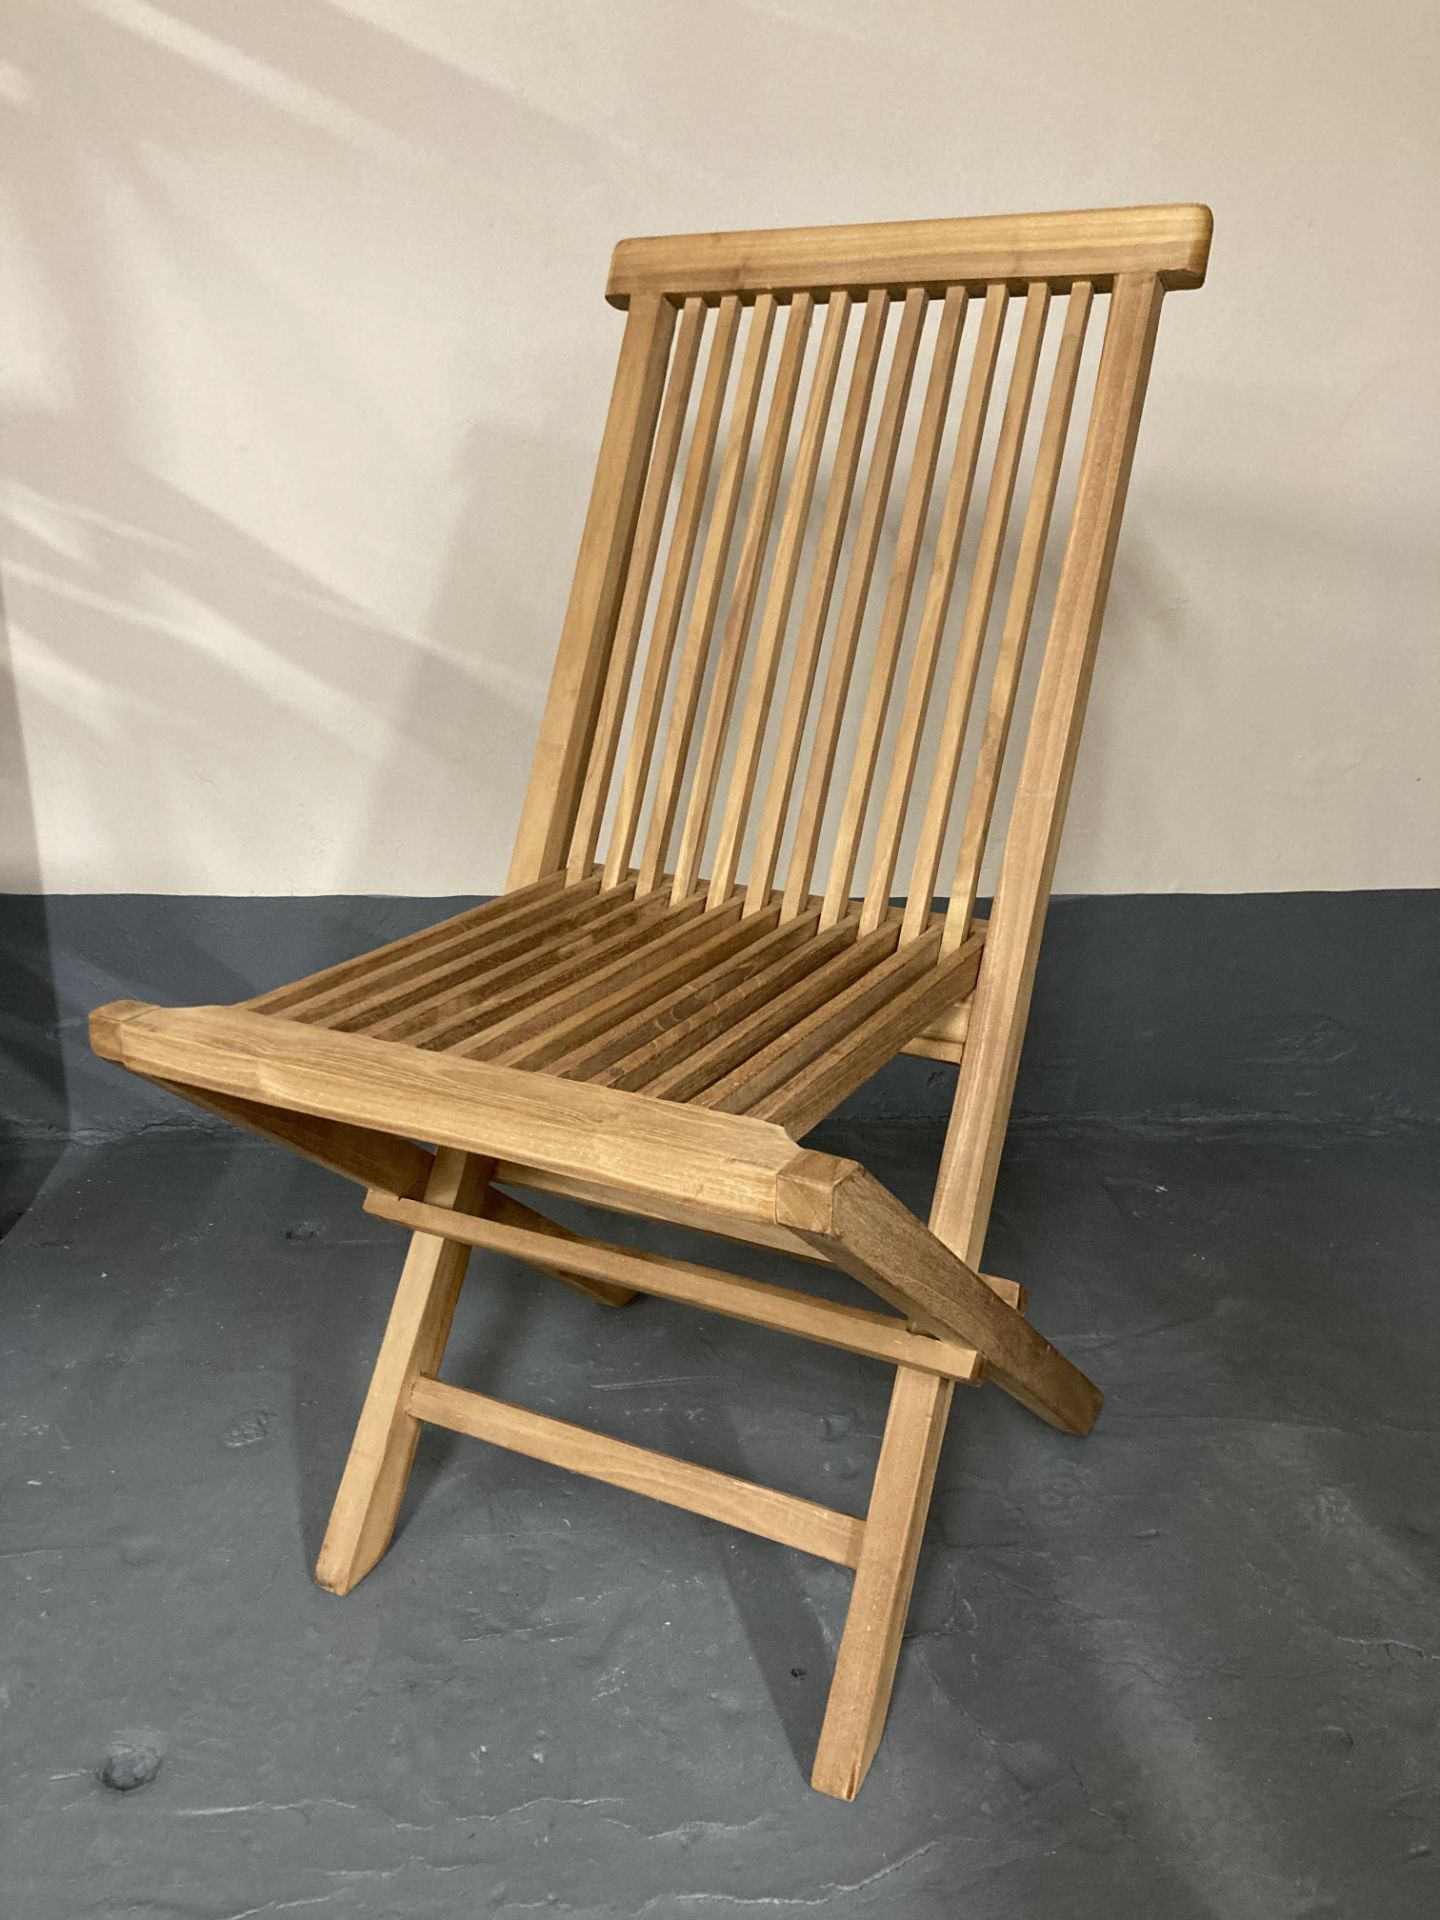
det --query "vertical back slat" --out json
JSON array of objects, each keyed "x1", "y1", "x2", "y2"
[
  {"x1": 742, "y1": 290, "x2": 890, "y2": 913},
  {"x1": 943, "y1": 282, "x2": 1094, "y2": 948},
  {"x1": 601, "y1": 296, "x2": 743, "y2": 888},
  {"x1": 639, "y1": 296, "x2": 778, "y2": 894},
  {"x1": 781, "y1": 287, "x2": 929, "y2": 918},
  {"x1": 536, "y1": 223, "x2": 1187, "y2": 1105},
  {"x1": 857, "y1": 284, "x2": 1009, "y2": 933},
  {"x1": 899, "y1": 282, "x2": 1051, "y2": 941},
  {"x1": 508, "y1": 292, "x2": 677, "y2": 887},
  {"x1": 708, "y1": 293, "x2": 852, "y2": 907},
  {"x1": 819, "y1": 286, "x2": 970, "y2": 927},
  {"x1": 670, "y1": 294, "x2": 814, "y2": 902},
  {"x1": 567, "y1": 297, "x2": 707, "y2": 878}
]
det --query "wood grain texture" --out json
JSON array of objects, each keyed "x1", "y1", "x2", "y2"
[
  {"x1": 94, "y1": 1001, "x2": 803, "y2": 1224},
  {"x1": 810, "y1": 1365, "x2": 952, "y2": 1798},
  {"x1": 316, "y1": 1147, "x2": 493, "y2": 1594},
  {"x1": 245, "y1": 872, "x2": 579, "y2": 1019},
  {"x1": 740, "y1": 932, "x2": 986, "y2": 1135},
  {"x1": 608, "y1": 203, "x2": 1211, "y2": 303}
]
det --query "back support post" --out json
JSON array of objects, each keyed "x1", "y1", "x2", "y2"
[{"x1": 932, "y1": 270, "x2": 1167, "y2": 1267}]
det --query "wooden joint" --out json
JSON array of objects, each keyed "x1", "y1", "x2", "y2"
[
  {"x1": 779, "y1": 1153, "x2": 1100, "y2": 1435},
  {"x1": 774, "y1": 1147, "x2": 858, "y2": 1236},
  {"x1": 89, "y1": 998, "x2": 153, "y2": 1063},
  {"x1": 773, "y1": 1150, "x2": 1024, "y2": 1311}
]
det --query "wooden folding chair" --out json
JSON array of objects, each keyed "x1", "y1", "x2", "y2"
[{"x1": 91, "y1": 203, "x2": 1211, "y2": 1798}]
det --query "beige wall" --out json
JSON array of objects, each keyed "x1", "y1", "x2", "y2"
[{"x1": 3, "y1": 0, "x2": 1435, "y2": 897}]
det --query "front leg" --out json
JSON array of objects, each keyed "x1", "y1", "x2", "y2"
[{"x1": 316, "y1": 1147, "x2": 493, "y2": 1595}]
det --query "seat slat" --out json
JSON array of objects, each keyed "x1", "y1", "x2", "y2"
[
  {"x1": 495, "y1": 902, "x2": 783, "y2": 1071},
  {"x1": 366, "y1": 891, "x2": 686, "y2": 1051},
  {"x1": 600, "y1": 911, "x2": 856, "y2": 1092},
  {"x1": 432, "y1": 887, "x2": 718, "y2": 1052},
  {"x1": 642, "y1": 917, "x2": 900, "y2": 1103},
  {"x1": 449, "y1": 890, "x2": 729, "y2": 1059},
  {"x1": 289, "y1": 881, "x2": 623, "y2": 1032},
  {"x1": 244, "y1": 871, "x2": 579, "y2": 1017},
  {"x1": 741, "y1": 932, "x2": 986, "y2": 1135},
  {"x1": 698, "y1": 928, "x2": 948, "y2": 1114},
  {"x1": 331, "y1": 881, "x2": 645, "y2": 1035},
  {"x1": 537, "y1": 905, "x2": 815, "y2": 1081}
]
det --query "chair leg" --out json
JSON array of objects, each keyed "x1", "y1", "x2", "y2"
[
  {"x1": 811, "y1": 1366, "x2": 953, "y2": 1800},
  {"x1": 316, "y1": 1147, "x2": 494, "y2": 1596}
]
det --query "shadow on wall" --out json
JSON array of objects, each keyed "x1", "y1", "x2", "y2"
[{"x1": 0, "y1": 0, "x2": 625, "y2": 1138}]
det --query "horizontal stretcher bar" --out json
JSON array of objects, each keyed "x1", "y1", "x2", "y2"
[
  {"x1": 408, "y1": 1376, "x2": 866, "y2": 1568},
  {"x1": 365, "y1": 1189, "x2": 986, "y2": 1383}
]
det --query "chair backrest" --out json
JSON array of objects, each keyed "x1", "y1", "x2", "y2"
[{"x1": 509, "y1": 205, "x2": 1209, "y2": 962}]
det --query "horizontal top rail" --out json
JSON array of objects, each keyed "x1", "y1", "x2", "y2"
[{"x1": 607, "y1": 203, "x2": 1212, "y2": 306}]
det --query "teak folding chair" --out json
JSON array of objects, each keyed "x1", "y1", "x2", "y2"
[{"x1": 91, "y1": 203, "x2": 1212, "y2": 1798}]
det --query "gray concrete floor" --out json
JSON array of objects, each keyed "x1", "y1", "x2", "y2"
[{"x1": 1, "y1": 1123, "x2": 1436, "y2": 1918}]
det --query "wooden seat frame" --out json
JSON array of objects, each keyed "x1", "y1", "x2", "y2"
[{"x1": 91, "y1": 203, "x2": 1211, "y2": 1799}]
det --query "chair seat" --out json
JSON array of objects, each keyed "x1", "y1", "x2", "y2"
[{"x1": 241, "y1": 871, "x2": 984, "y2": 1139}]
